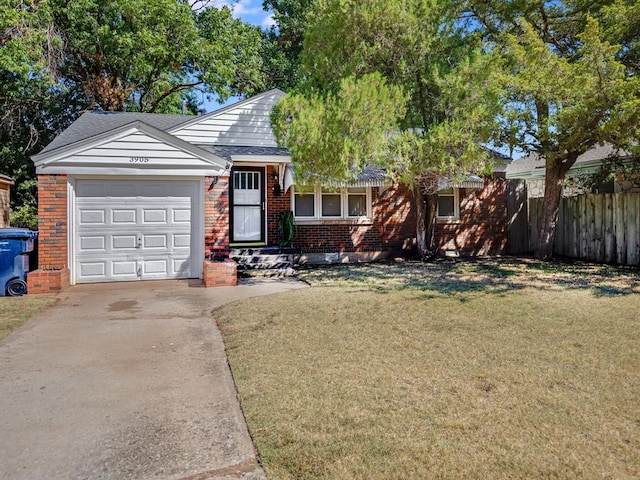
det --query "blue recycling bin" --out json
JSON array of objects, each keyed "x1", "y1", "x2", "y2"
[{"x1": 0, "y1": 228, "x2": 38, "y2": 297}]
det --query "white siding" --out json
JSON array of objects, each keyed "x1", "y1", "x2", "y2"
[
  {"x1": 57, "y1": 132, "x2": 211, "y2": 168},
  {"x1": 172, "y1": 90, "x2": 283, "y2": 147}
]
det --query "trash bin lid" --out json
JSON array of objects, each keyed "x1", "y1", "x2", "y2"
[{"x1": 0, "y1": 228, "x2": 38, "y2": 239}]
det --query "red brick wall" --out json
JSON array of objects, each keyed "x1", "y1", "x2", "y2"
[
  {"x1": 36, "y1": 174, "x2": 68, "y2": 270},
  {"x1": 267, "y1": 165, "x2": 293, "y2": 245},
  {"x1": 434, "y1": 177, "x2": 508, "y2": 255},
  {"x1": 204, "y1": 176, "x2": 230, "y2": 255},
  {"x1": 265, "y1": 180, "x2": 416, "y2": 254},
  {"x1": 264, "y1": 175, "x2": 507, "y2": 257},
  {"x1": 203, "y1": 259, "x2": 237, "y2": 287},
  {"x1": 28, "y1": 174, "x2": 70, "y2": 293}
]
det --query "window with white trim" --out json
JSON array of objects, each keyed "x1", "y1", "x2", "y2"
[
  {"x1": 436, "y1": 188, "x2": 460, "y2": 219},
  {"x1": 292, "y1": 186, "x2": 372, "y2": 219}
]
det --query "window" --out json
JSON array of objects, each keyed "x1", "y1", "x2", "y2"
[
  {"x1": 321, "y1": 188, "x2": 341, "y2": 216},
  {"x1": 294, "y1": 192, "x2": 315, "y2": 217},
  {"x1": 292, "y1": 186, "x2": 371, "y2": 220},
  {"x1": 436, "y1": 188, "x2": 460, "y2": 219},
  {"x1": 347, "y1": 187, "x2": 367, "y2": 217}
]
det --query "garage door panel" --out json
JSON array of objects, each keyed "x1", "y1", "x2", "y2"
[
  {"x1": 112, "y1": 260, "x2": 138, "y2": 277},
  {"x1": 112, "y1": 209, "x2": 136, "y2": 224},
  {"x1": 173, "y1": 234, "x2": 190, "y2": 248},
  {"x1": 143, "y1": 235, "x2": 167, "y2": 248},
  {"x1": 80, "y1": 210, "x2": 106, "y2": 225},
  {"x1": 74, "y1": 180, "x2": 200, "y2": 283},
  {"x1": 112, "y1": 235, "x2": 137, "y2": 250},
  {"x1": 173, "y1": 209, "x2": 190, "y2": 223},
  {"x1": 79, "y1": 236, "x2": 106, "y2": 251},
  {"x1": 142, "y1": 209, "x2": 167, "y2": 224},
  {"x1": 79, "y1": 261, "x2": 107, "y2": 278}
]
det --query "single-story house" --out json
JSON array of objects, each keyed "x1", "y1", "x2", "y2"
[
  {"x1": 506, "y1": 144, "x2": 640, "y2": 197},
  {"x1": 29, "y1": 90, "x2": 510, "y2": 293},
  {"x1": 0, "y1": 174, "x2": 13, "y2": 228}
]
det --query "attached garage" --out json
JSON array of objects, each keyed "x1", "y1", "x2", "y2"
[
  {"x1": 73, "y1": 179, "x2": 202, "y2": 283},
  {"x1": 29, "y1": 90, "x2": 285, "y2": 293}
]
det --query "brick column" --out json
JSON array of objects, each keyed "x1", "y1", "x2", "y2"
[
  {"x1": 28, "y1": 174, "x2": 70, "y2": 294},
  {"x1": 202, "y1": 176, "x2": 236, "y2": 287},
  {"x1": 204, "y1": 176, "x2": 230, "y2": 254}
]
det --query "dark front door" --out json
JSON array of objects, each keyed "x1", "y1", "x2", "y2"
[{"x1": 230, "y1": 167, "x2": 265, "y2": 243}]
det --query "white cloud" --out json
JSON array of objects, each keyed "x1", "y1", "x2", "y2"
[
  {"x1": 232, "y1": 0, "x2": 263, "y2": 17},
  {"x1": 261, "y1": 13, "x2": 276, "y2": 27}
]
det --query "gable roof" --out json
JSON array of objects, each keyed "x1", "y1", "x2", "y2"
[
  {"x1": 40, "y1": 111, "x2": 190, "y2": 155},
  {"x1": 33, "y1": 120, "x2": 227, "y2": 168},
  {"x1": 168, "y1": 89, "x2": 285, "y2": 134},
  {"x1": 506, "y1": 143, "x2": 634, "y2": 179}
]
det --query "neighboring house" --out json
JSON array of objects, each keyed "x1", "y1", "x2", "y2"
[
  {"x1": 0, "y1": 174, "x2": 14, "y2": 228},
  {"x1": 506, "y1": 144, "x2": 640, "y2": 197},
  {"x1": 30, "y1": 90, "x2": 510, "y2": 293}
]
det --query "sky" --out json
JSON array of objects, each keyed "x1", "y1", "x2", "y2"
[
  {"x1": 196, "y1": 0, "x2": 274, "y2": 112},
  {"x1": 201, "y1": 0, "x2": 274, "y2": 28}
]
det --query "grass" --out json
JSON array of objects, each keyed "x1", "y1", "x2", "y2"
[
  {"x1": 216, "y1": 258, "x2": 640, "y2": 479},
  {"x1": 0, "y1": 295, "x2": 57, "y2": 341}
]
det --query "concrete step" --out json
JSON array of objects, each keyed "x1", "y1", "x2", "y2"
[
  {"x1": 238, "y1": 267, "x2": 297, "y2": 278},
  {"x1": 230, "y1": 247, "x2": 296, "y2": 272}
]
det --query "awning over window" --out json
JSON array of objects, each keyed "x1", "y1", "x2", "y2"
[
  {"x1": 437, "y1": 175, "x2": 485, "y2": 190},
  {"x1": 278, "y1": 165, "x2": 486, "y2": 192}
]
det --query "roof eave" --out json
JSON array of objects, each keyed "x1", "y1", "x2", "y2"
[{"x1": 32, "y1": 120, "x2": 228, "y2": 169}]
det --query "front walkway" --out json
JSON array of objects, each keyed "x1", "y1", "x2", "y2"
[{"x1": 0, "y1": 278, "x2": 307, "y2": 480}]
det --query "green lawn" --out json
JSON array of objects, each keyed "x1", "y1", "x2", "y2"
[
  {"x1": 0, "y1": 295, "x2": 57, "y2": 341},
  {"x1": 216, "y1": 258, "x2": 640, "y2": 479}
]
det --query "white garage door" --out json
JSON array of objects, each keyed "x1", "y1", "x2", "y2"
[{"x1": 74, "y1": 179, "x2": 201, "y2": 283}]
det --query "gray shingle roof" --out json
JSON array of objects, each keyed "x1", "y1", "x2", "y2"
[
  {"x1": 205, "y1": 145, "x2": 290, "y2": 161},
  {"x1": 506, "y1": 143, "x2": 633, "y2": 178},
  {"x1": 40, "y1": 111, "x2": 191, "y2": 154}
]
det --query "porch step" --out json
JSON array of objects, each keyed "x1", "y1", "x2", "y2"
[
  {"x1": 230, "y1": 246, "x2": 296, "y2": 272},
  {"x1": 238, "y1": 267, "x2": 297, "y2": 278}
]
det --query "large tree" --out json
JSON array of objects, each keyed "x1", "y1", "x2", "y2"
[
  {"x1": 0, "y1": 0, "x2": 268, "y2": 223},
  {"x1": 260, "y1": 0, "x2": 313, "y2": 90},
  {"x1": 468, "y1": 0, "x2": 640, "y2": 259},
  {"x1": 51, "y1": 0, "x2": 267, "y2": 112},
  {"x1": 272, "y1": 0, "x2": 500, "y2": 257}
]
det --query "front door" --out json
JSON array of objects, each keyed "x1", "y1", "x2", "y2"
[{"x1": 231, "y1": 167, "x2": 265, "y2": 243}]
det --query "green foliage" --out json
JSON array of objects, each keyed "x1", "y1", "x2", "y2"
[
  {"x1": 51, "y1": 0, "x2": 267, "y2": 112},
  {"x1": 0, "y1": 0, "x2": 271, "y2": 212},
  {"x1": 273, "y1": 73, "x2": 407, "y2": 185},
  {"x1": 469, "y1": 0, "x2": 640, "y2": 258},
  {"x1": 274, "y1": 0, "x2": 500, "y2": 191},
  {"x1": 10, "y1": 204, "x2": 38, "y2": 230},
  {"x1": 261, "y1": 0, "x2": 313, "y2": 89}
]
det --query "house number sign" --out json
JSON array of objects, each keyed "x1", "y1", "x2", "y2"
[{"x1": 130, "y1": 156, "x2": 150, "y2": 163}]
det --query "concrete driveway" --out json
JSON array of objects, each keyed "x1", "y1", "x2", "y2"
[{"x1": 0, "y1": 278, "x2": 307, "y2": 480}]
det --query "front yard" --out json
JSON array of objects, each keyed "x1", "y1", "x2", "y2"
[
  {"x1": 0, "y1": 296, "x2": 57, "y2": 341},
  {"x1": 216, "y1": 258, "x2": 640, "y2": 479}
]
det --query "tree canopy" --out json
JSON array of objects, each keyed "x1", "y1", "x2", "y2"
[
  {"x1": 468, "y1": 0, "x2": 640, "y2": 258},
  {"x1": 0, "y1": 0, "x2": 269, "y2": 222},
  {"x1": 272, "y1": 0, "x2": 501, "y2": 256}
]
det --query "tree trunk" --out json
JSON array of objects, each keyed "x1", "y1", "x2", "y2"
[
  {"x1": 413, "y1": 184, "x2": 438, "y2": 259},
  {"x1": 535, "y1": 154, "x2": 576, "y2": 260}
]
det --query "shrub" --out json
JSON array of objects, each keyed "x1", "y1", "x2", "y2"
[{"x1": 10, "y1": 204, "x2": 38, "y2": 230}]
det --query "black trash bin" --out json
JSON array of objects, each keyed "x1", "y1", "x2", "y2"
[{"x1": 0, "y1": 228, "x2": 38, "y2": 297}]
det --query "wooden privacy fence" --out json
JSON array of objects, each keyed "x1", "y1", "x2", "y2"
[{"x1": 528, "y1": 193, "x2": 640, "y2": 265}]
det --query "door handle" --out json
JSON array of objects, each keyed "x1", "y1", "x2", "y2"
[{"x1": 136, "y1": 236, "x2": 142, "y2": 249}]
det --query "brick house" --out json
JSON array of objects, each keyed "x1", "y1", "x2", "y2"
[{"x1": 30, "y1": 90, "x2": 509, "y2": 293}]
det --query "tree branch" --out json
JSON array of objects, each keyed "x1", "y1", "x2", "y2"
[{"x1": 146, "y1": 81, "x2": 203, "y2": 112}]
